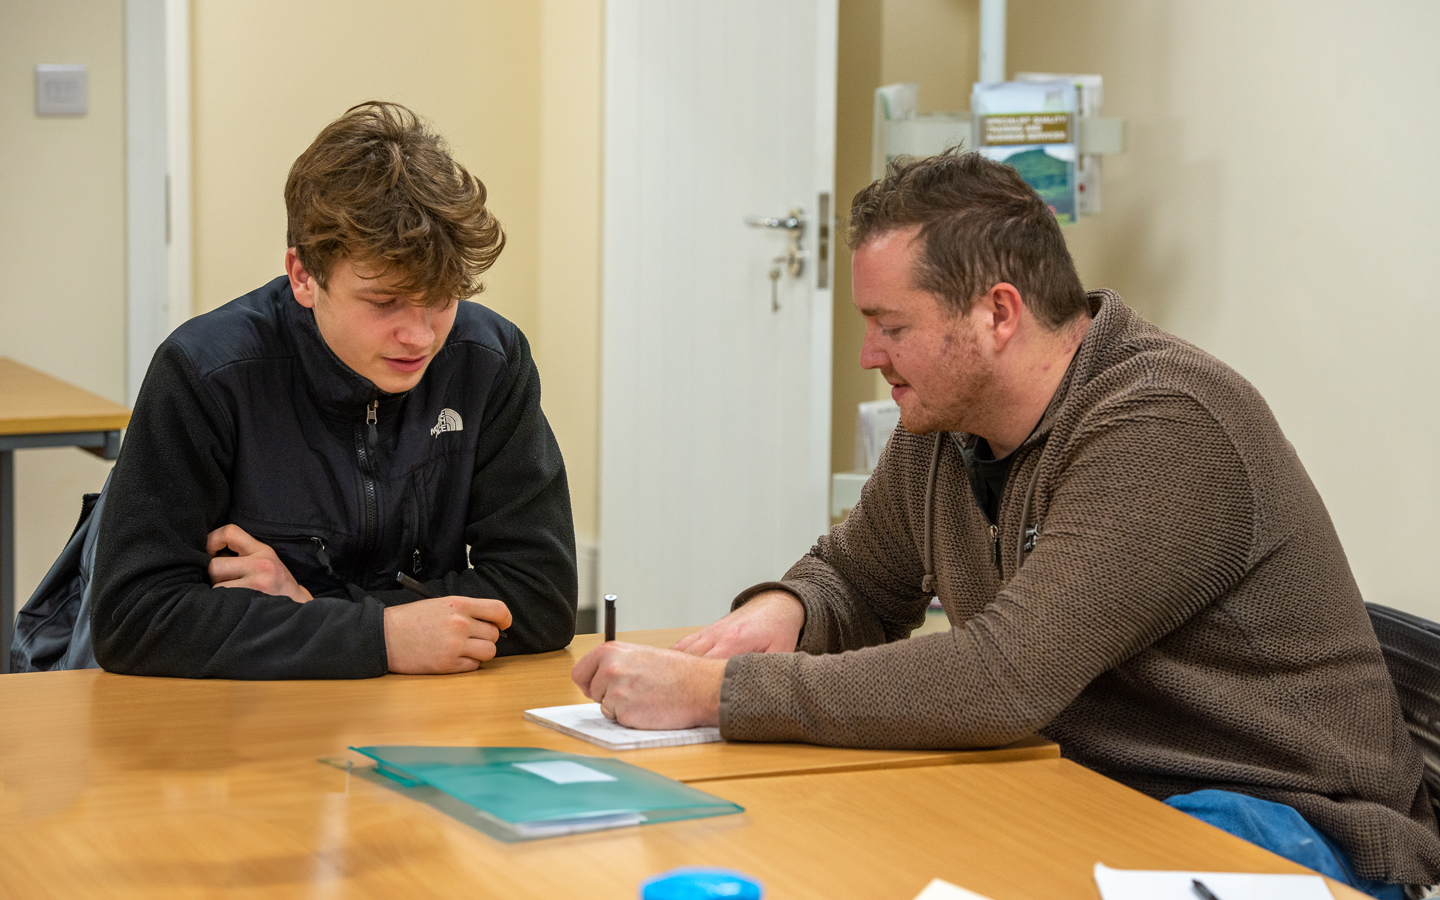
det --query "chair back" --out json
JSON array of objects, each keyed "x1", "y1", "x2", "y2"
[{"x1": 1367, "y1": 602, "x2": 1440, "y2": 816}]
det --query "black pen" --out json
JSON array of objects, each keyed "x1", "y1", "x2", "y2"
[
  {"x1": 604, "y1": 593, "x2": 617, "y2": 642},
  {"x1": 1191, "y1": 878, "x2": 1223, "y2": 900},
  {"x1": 395, "y1": 572, "x2": 507, "y2": 638}
]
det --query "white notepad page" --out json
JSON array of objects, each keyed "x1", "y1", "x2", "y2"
[
  {"x1": 1094, "y1": 863, "x2": 1332, "y2": 900},
  {"x1": 524, "y1": 703, "x2": 723, "y2": 751},
  {"x1": 910, "y1": 877, "x2": 996, "y2": 900}
]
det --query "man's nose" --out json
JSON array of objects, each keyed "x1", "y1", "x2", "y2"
[
  {"x1": 858, "y1": 331, "x2": 887, "y2": 371},
  {"x1": 397, "y1": 307, "x2": 436, "y2": 348}
]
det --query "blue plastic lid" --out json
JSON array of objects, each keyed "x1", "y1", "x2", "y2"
[{"x1": 640, "y1": 867, "x2": 763, "y2": 900}]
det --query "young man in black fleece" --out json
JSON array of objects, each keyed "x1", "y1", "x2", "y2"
[{"x1": 91, "y1": 102, "x2": 577, "y2": 678}]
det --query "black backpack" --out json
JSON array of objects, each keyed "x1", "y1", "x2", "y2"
[
  {"x1": 8, "y1": 475, "x2": 109, "y2": 672},
  {"x1": 1367, "y1": 602, "x2": 1440, "y2": 817}
]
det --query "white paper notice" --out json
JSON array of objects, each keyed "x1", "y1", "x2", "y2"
[
  {"x1": 1094, "y1": 863, "x2": 1333, "y2": 900},
  {"x1": 911, "y1": 877, "x2": 997, "y2": 900}
]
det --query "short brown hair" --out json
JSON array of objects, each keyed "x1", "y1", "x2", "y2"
[
  {"x1": 847, "y1": 149, "x2": 1087, "y2": 328},
  {"x1": 285, "y1": 101, "x2": 504, "y2": 305}
]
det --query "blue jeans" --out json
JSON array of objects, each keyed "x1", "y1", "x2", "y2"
[{"x1": 1165, "y1": 790, "x2": 1406, "y2": 900}]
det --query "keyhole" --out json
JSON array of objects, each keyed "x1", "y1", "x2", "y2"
[{"x1": 769, "y1": 265, "x2": 781, "y2": 312}]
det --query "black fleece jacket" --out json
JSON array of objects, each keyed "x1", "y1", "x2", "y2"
[{"x1": 91, "y1": 277, "x2": 577, "y2": 678}]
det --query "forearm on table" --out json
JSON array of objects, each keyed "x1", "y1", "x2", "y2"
[
  {"x1": 357, "y1": 556, "x2": 576, "y2": 655},
  {"x1": 718, "y1": 628, "x2": 1039, "y2": 748},
  {"x1": 733, "y1": 543, "x2": 930, "y2": 656},
  {"x1": 94, "y1": 574, "x2": 388, "y2": 679}
]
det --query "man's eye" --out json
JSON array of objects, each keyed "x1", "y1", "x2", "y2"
[
  {"x1": 881, "y1": 326, "x2": 903, "y2": 338},
  {"x1": 370, "y1": 300, "x2": 398, "y2": 311}
]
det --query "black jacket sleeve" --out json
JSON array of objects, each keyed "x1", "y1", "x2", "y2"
[
  {"x1": 352, "y1": 331, "x2": 579, "y2": 655},
  {"x1": 91, "y1": 343, "x2": 390, "y2": 679}
]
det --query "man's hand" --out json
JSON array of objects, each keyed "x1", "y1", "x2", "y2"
[
  {"x1": 206, "y1": 524, "x2": 313, "y2": 604},
  {"x1": 571, "y1": 642, "x2": 726, "y2": 729},
  {"x1": 383, "y1": 596, "x2": 513, "y2": 674},
  {"x1": 671, "y1": 590, "x2": 805, "y2": 659}
]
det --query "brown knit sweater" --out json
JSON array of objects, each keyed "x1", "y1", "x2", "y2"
[{"x1": 719, "y1": 290, "x2": 1440, "y2": 884}]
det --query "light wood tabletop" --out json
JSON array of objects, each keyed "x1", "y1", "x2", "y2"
[
  {"x1": 0, "y1": 628, "x2": 1057, "y2": 799},
  {"x1": 0, "y1": 752, "x2": 1366, "y2": 899},
  {"x1": 0, "y1": 357, "x2": 131, "y2": 436}
]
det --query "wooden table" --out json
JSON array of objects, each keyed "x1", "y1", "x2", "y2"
[
  {"x1": 0, "y1": 749, "x2": 1365, "y2": 899},
  {"x1": 0, "y1": 629, "x2": 1371, "y2": 899},
  {"x1": 0, "y1": 627, "x2": 1064, "y2": 896},
  {"x1": 0, "y1": 358, "x2": 131, "y2": 672},
  {"x1": 0, "y1": 629, "x2": 1055, "y2": 789}
]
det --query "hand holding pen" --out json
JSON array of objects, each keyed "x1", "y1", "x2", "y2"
[
  {"x1": 380, "y1": 573, "x2": 512, "y2": 674},
  {"x1": 396, "y1": 572, "x2": 507, "y2": 639}
]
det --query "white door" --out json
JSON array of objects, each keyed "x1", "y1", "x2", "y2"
[{"x1": 600, "y1": 1, "x2": 838, "y2": 630}]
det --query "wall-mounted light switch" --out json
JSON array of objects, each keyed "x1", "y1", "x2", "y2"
[{"x1": 35, "y1": 64, "x2": 88, "y2": 117}]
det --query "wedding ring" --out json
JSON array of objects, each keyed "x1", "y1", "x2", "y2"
[{"x1": 600, "y1": 700, "x2": 617, "y2": 721}]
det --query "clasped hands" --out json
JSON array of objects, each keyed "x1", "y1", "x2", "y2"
[
  {"x1": 569, "y1": 590, "x2": 805, "y2": 730},
  {"x1": 205, "y1": 523, "x2": 511, "y2": 674}
]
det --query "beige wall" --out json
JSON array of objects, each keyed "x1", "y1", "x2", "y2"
[
  {"x1": 1007, "y1": 0, "x2": 1440, "y2": 619},
  {"x1": 0, "y1": 0, "x2": 126, "y2": 610},
  {"x1": 833, "y1": 0, "x2": 978, "y2": 479},
  {"x1": 536, "y1": 0, "x2": 604, "y2": 544},
  {"x1": 192, "y1": 1, "x2": 541, "y2": 333},
  {"x1": 840, "y1": 1, "x2": 1440, "y2": 618},
  {"x1": 191, "y1": 0, "x2": 604, "y2": 542},
  {"x1": 832, "y1": 1, "x2": 884, "y2": 477}
]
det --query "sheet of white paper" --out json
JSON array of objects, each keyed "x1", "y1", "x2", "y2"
[
  {"x1": 911, "y1": 877, "x2": 997, "y2": 900},
  {"x1": 524, "y1": 703, "x2": 723, "y2": 750},
  {"x1": 1094, "y1": 862, "x2": 1333, "y2": 900},
  {"x1": 512, "y1": 760, "x2": 617, "y2": 784}
]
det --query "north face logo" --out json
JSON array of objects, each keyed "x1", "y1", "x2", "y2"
[{"x1": 430, "y1": 408, "x2": 463, "y2": 437}]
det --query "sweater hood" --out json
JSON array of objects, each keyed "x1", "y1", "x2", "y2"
[{"x1": 956, "y1": 288, "x2": 1124, "y2": 458}]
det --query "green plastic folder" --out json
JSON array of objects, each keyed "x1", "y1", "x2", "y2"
[{"x1": 350, "y1": 746, "x2": 743, "y2": 841}]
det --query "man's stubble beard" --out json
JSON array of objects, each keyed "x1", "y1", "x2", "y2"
[{"x1": 899, "y1": 322, "x2": 995, "y2": 437}]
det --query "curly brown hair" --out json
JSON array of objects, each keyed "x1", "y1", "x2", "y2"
[
  {"x1": 284, "y1": 101, "x2": 505, "y2": 305},
  {"x1": 847, "y1": 149, "x2": 1087, "y2": 329}
]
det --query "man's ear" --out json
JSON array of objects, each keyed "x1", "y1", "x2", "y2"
[
  {"x1": 285, "y1": 248, "x2": 319, "y2": 309},
  {"x1": 982, "y1": 282, "x2": 1025, "y2": 351}
]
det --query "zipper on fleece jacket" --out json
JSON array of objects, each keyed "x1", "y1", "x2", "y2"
[
  {"x1": 310, "y1": 536, "x2": 340, "y2": 582},
  {"x1": 354, "y1": 399, "x2": 380, "y2": 582}
]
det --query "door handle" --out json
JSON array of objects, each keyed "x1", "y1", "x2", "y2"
[
  {"x1": 746, "y1": 208, "x2": 806, "y2": 299},
  {"x1": 745, "y1": 212, "x2": 805, "y2": 232}
]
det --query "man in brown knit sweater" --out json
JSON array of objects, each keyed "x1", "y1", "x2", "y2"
[{"x1": 573, "y1": 151, "x2": 1440, "y2": 895}]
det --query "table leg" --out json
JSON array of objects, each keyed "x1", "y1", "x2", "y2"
[{"x1": 1, "y1": 449, "x2": 13, "y2": 674}]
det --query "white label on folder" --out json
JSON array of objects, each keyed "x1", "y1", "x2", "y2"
[{"x1": 513, "y1": 760, "x2": 618, "y2": 785}]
